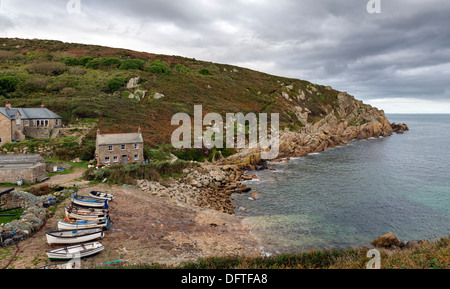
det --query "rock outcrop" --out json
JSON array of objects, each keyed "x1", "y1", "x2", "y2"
[{"x1": 371, "y1": 232, "x2": 404, "y2": 248}]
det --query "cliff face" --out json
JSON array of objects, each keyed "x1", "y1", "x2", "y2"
[{"x1": 224, "y1": 90, "x2": 408, "y2": 166}]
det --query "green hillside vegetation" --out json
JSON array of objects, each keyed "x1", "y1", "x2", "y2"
[{"x1": 0, "y1": 38, "x2": 344, "y2": 160}]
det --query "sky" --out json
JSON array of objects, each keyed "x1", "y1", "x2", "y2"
[{"x1": 1, "y1": 0, "x2": 449, "y2": 113}]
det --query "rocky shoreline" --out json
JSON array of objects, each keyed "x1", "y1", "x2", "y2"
[{"x1": 138, "y1": 96, "x2": 410, "y2": 217}]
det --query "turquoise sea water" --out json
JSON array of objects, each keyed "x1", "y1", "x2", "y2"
[{"x1": 232, "y1": 114, "x2": 450, "y2": 255}]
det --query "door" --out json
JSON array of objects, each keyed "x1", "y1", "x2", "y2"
[{"x1": 122, "y1": 155, "x2": 128, "y2": 166}]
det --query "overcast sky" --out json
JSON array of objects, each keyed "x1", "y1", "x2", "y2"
[{"x1": 1, "y1": 0, "x2": 449, "y2": 113}]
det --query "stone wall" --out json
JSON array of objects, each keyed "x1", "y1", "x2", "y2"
[
  {"x1": 0, "y1": 164, "x2": 47, "y2": 184},
  {"x1": 23, "y1": 127, "x2": 60, "y2": 139},
  {"x1": 0, "y1": 113, "x2": 12, "y2": 145}
]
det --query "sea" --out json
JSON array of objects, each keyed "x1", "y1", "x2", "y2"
[{"x1": 232, "y1": 114, "x2": 450, "y2": 255}]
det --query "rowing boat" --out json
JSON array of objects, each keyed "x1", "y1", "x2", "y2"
[
  {"x1": 46, "y1": 242, "x2": 105, "y2": 260},
  {"x1": 57, "y1": 217, "x2": 110, "y2": 231},
  {"x1": 46, "y1": 228, "x2": 105, "y2": 245},
  {"x1": 71, "y1": 193, "x2": 107, "y2": 208},
  {"x1": 89, "y1": 191, "x2": 115, "y2": 201},
  {"x1": 65, "y1": 205, "x2": 109, "y2": 221}
]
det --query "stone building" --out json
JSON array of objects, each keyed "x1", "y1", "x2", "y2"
[
  {"x1": 0, "y1": 154, "x2": 47, "y2": 184},
  {"x1": 0, "y1": 102, "x2": 63, "y2": 145},
  {"x1": 95, "y1": 128, "x2": 144, "y2": 166}
]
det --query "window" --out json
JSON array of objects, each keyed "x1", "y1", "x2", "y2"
[
  {"x1": 113, "y1": 156, "x2": 119, "y2": 163},
  {"x1": 121, "y1": 144, "x2": 126, "y2": 150},
  {"x1": 134, "y1": 143, "x2": 139, "y2": 150},
  {"x1": 105, "y1": 157, "x2": 110, "y2": 164},
  {"x1": 108, "y1": 145, "x2": 113, "y2": 152},
  {"x1": 37, "y1": 120, "x2": 49, "y2": 127},
  {"x1": 0, "y1": 138, "x2": 2, "y2": 144},
  {"x1": 25, "y1": 120, "x2": 29, "y2": 127},
  {"x1": 134, "y1": 154, "x2": 139, "y2": 161}
]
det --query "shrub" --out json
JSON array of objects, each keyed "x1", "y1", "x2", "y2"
[
  {"x1": 61, "y1": 57, "x2": 80, "y2": 66},
  {"x1": 19, "y1": 77, "x2": 48, "y2": 92},
  {"x1": 107, "y1": 77, "x2": 127, "y2": 92},
  {"x1": 148, "y1": 60, "x2": 171, "y2": 74},
  {"x1": 84, "y1": 58, "x2": 102, "y2": 69},
  {"x1": 100, "y1": 57, "x2": 121, "y2": 68},
  {"x1": 119, "y1": 59, "x2": 146, "y2": 70},
  {"x1": 174, "y1": 64, "x2": 190, "y2": 74},
  {"x1": 27, "y1": 62, "x2": 68, "y2": 76},
  {"x1": 199, "y1": 68, "x2": 212, "y2": 75},
  {"x1": 79, "y1": 56, "x2": 94, "y2": 66},
  {"x1": 0, "y1": 76, "x2": 21, "y2": 94}
]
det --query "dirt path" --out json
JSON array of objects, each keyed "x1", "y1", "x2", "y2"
[
  {"x1": 29, "y1": 167, "x2": 88, "y2": 189},
  {"x1": 0, "y1": 184, "x2": 262, "y2": 269}
]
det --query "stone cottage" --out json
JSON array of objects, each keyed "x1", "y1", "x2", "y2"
[
  {"x1": 95, "y1": 128, "x2": 144, "y2": 166},
  {"x1": 0, "y1": 154, "x2": 47, "y2": 184},
  {"x1": 0, "y1": 102, "x2": 63, "y2": 145}
]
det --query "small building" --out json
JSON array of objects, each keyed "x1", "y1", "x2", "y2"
[
  {"x1": 0, "y1": 154, "x2": 47, "y2": 184},
  {"x1": 0, "y1": 102, "x2": 63, "y2": 145},
  {"x1": 95, "y1": 128, "x2": 144, "y2": 166}
]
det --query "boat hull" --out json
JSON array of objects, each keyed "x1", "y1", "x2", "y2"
[
  {"x1": 46, "y1": 242, "x2": 105, "y2": 260},
  {"x1": 89, "y1": 191, "x2": 115, "y2": 201},
  {"x1": 65, "y1": 206, "x2": 109, "y2": 221},
  {"x1": 46, "y1": 228, "x2": 105, "y2": 245},
  {"x1": 57, "y1": 217, "x2": 110, "y2": 231},
  {"x1": 71, "y1": 194, "x2": 107, "y2": 208}
]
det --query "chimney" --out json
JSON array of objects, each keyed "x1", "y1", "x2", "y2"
[
  {"x1": 5, "y1": 102, "x2": 11, "y2": 108},
  {"x1": 97, "y1": 128, "x2": 101, "y2": 135},
  {"x1": 138, "y1": 126, "x2": 142, "y2": 134},
  {"x1": 41, "y1": 102, "x2": 45, "y2": 108}
]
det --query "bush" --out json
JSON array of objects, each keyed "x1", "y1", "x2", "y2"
[
  {"x1": 61, "y1": 57, "x2": 80, "y2": 66},
  {"x1": 148, "y1": 60, "x2": 171, "y2": 74},
  {"x1": 119, "y1": 59, "x2": 146, "y2": 70},
  {"x1": 100, "y1": 57, "x2": 122, "y2": 68},
  {"x1": 199, "y1": 68, "x2": 212, "y2": 75},
  {"x1": 107, "y1": 77, "x2": 127, "y2": 92},
  {"x1": 27, "y1": 62, "x2": 68, "y2": 76},
  {"x1": 0, "y1": 76, "x2": 21, "y2": 94},
  {"x1": 84, "y1": 58, "x2": 102, "y2": 69},
  {"x1": 79, "y1": 56, "x2": 94, "y2": 66},
  {"x1": 19, "y1": 77, "x2": 48, "y2": 92}
]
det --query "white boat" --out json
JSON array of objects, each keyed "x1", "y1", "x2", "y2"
[
  {"x1": 71, "y1": 193, "x2": 108, "y2": 208},
  {"x1": 46, "y1": 242, "x2": 105, "y2": 260},
  {"x1": 65, "y1": 205, "x2": 109, "y2": 221},
  {"x1": 57, "y1": 217, "x2": 110, "y2": 231},
  {"x1": 46, "y1": 228, "x2": 105, "y2": 245},
  {"x1": 89, "y1": 191, "x2": 115, "y2": 201}
]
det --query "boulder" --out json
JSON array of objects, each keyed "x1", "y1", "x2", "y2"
[{"x1": 371, "y1": 232, "x2": 404, "y2": 248}]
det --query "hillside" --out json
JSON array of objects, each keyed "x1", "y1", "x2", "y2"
[{"x1": 0, "y1": 38, "x2": 402, "y2": 161}]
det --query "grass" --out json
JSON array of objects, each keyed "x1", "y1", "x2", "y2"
[
  {"x1": 0, "y1": 208, "x2": 24, "y2": 224},
  {"x1": 101, "y1": 237, "x2": 450, "y2": 269}
]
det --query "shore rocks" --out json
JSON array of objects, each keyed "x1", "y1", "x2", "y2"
[
  {"x1": 371, "y1": 232, "x2": 404, "y2": 249},
  {"x1": 137, "y1": 164, "x2": 248, "y2": 214},
  {"x1": 391, "y1": 123, "x2": 409, "y2": 134}
]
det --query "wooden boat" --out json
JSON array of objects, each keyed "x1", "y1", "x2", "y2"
[
  {"x1": 39, "y1": 262, "x2": 79, "y2": 269},
  {"x1": 71, "y1": 193, "x2": 107, "y2": 208},
  {"x1": 57, "y1": 217, "x2": 110, "y2": 231},
  {"x1": 46, "y1": 242, "x2": 105, "y2": 260},
  {"x1": 46, "y1": 228, "x2": 105, "y2": 245},
  {"x1": 89, "y1": 191, "x2": 115, "y2": 201},
  {"x1": 65, "y1": 205, "x2": 109, "y2": 221}
]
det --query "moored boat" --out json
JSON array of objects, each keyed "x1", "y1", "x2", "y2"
[
  {"x1": 57, "y1": 217, "x2": 110, "y2": 231},
  {"x1": 89, "y1": 191, "x2": 115, "y2": 201},
  {"x1": 71, "y1": 193, "x2": 107, "y2": 208},
  {"x1": 46, "y1": 242, "x2": 105, "y2": 260},
  {"x1": 65, "y1": 205, "x2": 109, "y2": 221},
  {"x1": 46, "y1": 228, "x2": 105, "y2": 245}
]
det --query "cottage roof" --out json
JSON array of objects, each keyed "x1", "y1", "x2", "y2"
[
  {"x1": 97, "y1": 133, "x2": 144, "y2": 146},
  {"x1": 0, "y1": 107, "x2": 61, "y2": 120},
  {"x1": 0, "y1": 154, "x2": 44, "y2": 165}
]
